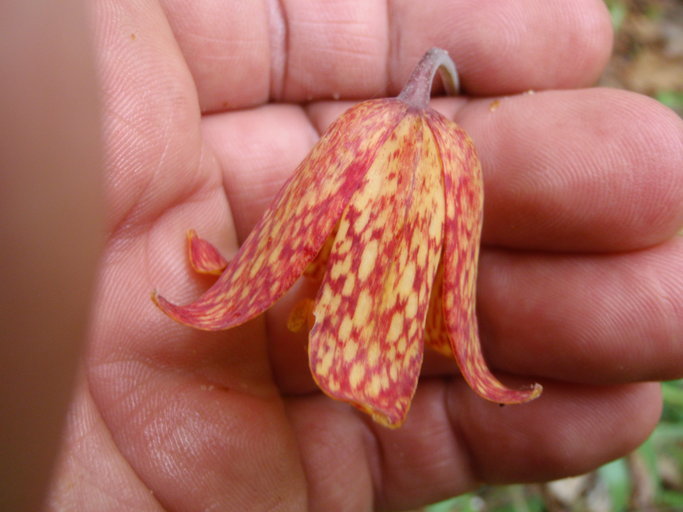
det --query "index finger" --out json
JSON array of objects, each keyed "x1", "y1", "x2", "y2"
[{"x1": 160, "y1": 0, "x2": 613, "y2": 110}]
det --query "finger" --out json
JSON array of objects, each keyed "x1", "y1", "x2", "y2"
[
  {"x1": 288, "y1": 379, "x2": 661, "y2": 511},
  {"x1": 93, "y1": 0, "x2": 211, "y2": 233},
  {"x1": 461, "y1": 88, "x2": 683, "y2": 251},
  {"x1": 160, "y1": 0, "x2": 612, "y2": 111},
  {"x1": 210, "y1": 83, "x2": 683, "y2": 257},
  {"x1": 478, "y1": 236, "x2": 683, "y2": 385}
]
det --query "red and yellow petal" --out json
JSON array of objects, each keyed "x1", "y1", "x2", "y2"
[
  {"x1": 154, "y1": 100, "x2": 407, "y2": 330},
  {"x1": 427, "y1": 111, "x2": 542, "y2": 403},
  {"x1": 309, "y1": 113, "x2": 445, "y2": 428},
  {"x1": 187, "y1": 229, "x2": 228, "y2": 275}
]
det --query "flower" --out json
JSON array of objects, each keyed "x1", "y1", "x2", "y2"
[{"x1": 153, "y1": 48, "x2": 541, "y2": 428}]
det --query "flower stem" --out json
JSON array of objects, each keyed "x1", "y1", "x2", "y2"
[{"x1": 397, "y1": 48, "x2": 460, "y2": 110}]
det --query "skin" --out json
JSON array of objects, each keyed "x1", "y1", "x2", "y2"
[{"x1": 2, "y1": 0, "x2": 682, "y2": 511}]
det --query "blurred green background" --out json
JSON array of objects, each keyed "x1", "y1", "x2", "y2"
[{"x1": 421, "y1": 1, "x2": 683, "y2": 511}]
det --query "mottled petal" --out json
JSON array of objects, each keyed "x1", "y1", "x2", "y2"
[
  {"x1": 187, "y1": 229, "x2": 228, "y2": 275},
  {"x1": 427, "y1": 112, "x2": 542, "y2": 403},
  {"x1": 310, "y1": 114, "x2": 445, "y2": 427},
  {"x1": 154, "y1": 100, "x2": 406, "y2": 330}
]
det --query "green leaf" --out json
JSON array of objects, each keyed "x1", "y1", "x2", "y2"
[
  {"x1": 599, "y1": 458, "x2": 630, "y2": 511},
  {"x1": 656, "y1": 91, "x2": 683, "y2": 112}
]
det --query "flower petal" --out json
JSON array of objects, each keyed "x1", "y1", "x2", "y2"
[
  {"x1": 427, "y1": 112, "x2": 542, "y2": 403},
  {"x1": 154, "y1": 100, "x2": 406, "y2": 330},
  {"x1": 309, "y1": 113, "x2": 445, "y2": 427},
  {"x1": 187, "y1": 229, "x2": 228, "y2": 275}
]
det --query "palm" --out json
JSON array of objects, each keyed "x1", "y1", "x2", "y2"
[{"x1": 49, "y1": 1, "x2": 683, "y2": 511}]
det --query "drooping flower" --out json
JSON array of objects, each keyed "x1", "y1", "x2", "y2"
[{"x1": 153, "y1": 48, "x2": 541, "y2": 428}]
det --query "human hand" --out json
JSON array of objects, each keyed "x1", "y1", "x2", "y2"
[{"x1": 46, "y1": 1, "x2": 683, "y2": 511}]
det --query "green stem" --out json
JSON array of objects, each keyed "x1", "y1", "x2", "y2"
[{"x1": 397, "y1": 47, "x2": 460, "y2": 109}]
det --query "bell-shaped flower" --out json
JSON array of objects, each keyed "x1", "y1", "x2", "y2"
[{"x1": 153, "y1": 48, "x2": 541, "y2": 428}]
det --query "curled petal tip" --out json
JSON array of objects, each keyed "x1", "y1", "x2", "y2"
[
  {"x1": 527, "y1": 383, "x2": 543, "y2": 401},
  {"x1": 493, "y1": 382, "x2": 543, "y2": 406},
  {"x1": 152, "y1": 291, "x2": 216, "y2": 331},
  {"x1": 151, "y1": 291, "x2": 178, "y2": 321},
  {"x1": 187, "y1": 229, "x2": 228, "y2": 275}
]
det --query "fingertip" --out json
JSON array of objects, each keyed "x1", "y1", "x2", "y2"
[
  {"x1": 574, "y1": 89, "x2": 683, "y2": 248},
  {"x1": 618, "y1": 91, "x2": 683, "y2": 242},
  {"x1": 485, "y1": 0, "x2": 614, "y2": 92},
  {"x1": 460, "y1": 87, "x2": 683, "y2": 251},
  {"x1": 547, "y1": 0, "x2": 614, "y2": 89},
  {"x1": 456, "y1": 381, "x2": 662, "y2": 483}
]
